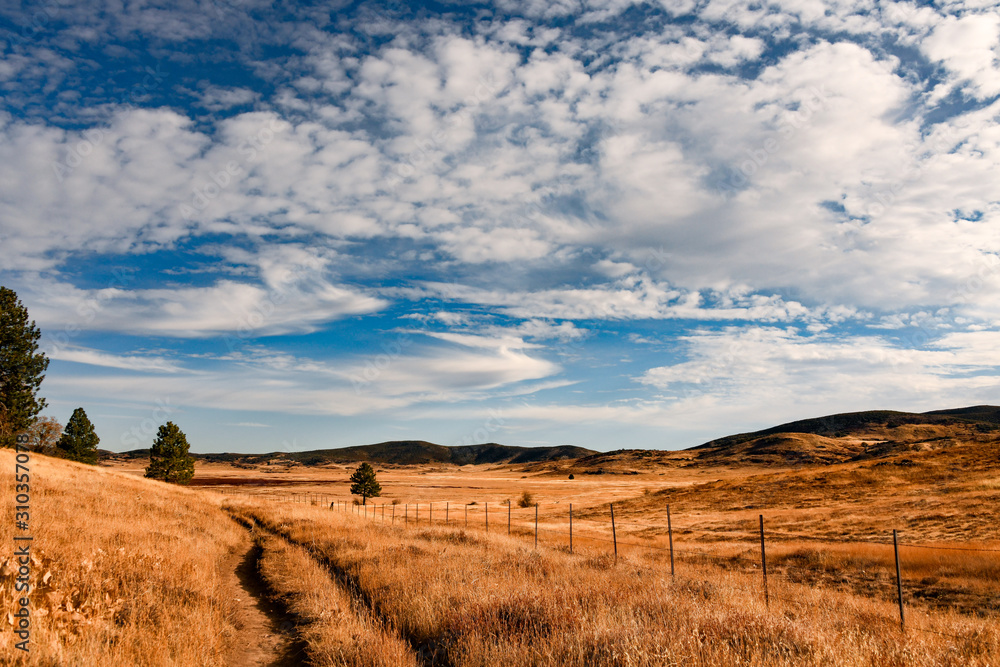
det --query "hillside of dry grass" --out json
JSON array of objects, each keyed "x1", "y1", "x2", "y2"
[
  {"x1": 0, "y1": 449, "x2": 250, "y2": 665},
  {"x1": 612, "y1": 437, "x2": 1000, "y2": 542},
  {"x1": 520, "y1": 408, "x2": 1000, "y2": 474}
]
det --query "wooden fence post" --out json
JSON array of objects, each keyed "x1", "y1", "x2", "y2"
[
  {"x1": 759, "y1": 514, "x2": 769, "y2": 607},
  {"x1": 508, "y1": 503, "x2": 511, "y2": 535},
  {"x1": 534, "y1": 503, "x2": 538, "y2": 548},
  {"x1": 429, "y1": 502, "x2": 432, "y2": 525},
  {"x1": 569, "y1": 504, "x2": 573, "y2": 554},
  {"x1": 667, "y1": 504, "x2": 675, "y2": 577},
  {"x1": 894, "y1": 529, "x2": 905, "y2": 631},
  {"x1": 611, "y1": 503, "x2": 618, "y2": 562}
]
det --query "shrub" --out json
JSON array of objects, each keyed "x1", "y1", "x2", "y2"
[
  {"x1": 517, "y1": 491, "x2": 534, "y2": 508},
  {"x1": 568, "y1": 473, "x2": 575, "y2": 480}
]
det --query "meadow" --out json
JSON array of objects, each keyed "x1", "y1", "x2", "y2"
[{"x1": 3, "y1": 434, "x2": 999, "y2": 665}]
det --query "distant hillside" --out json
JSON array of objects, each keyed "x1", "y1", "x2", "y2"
[
  {"x1": 102, "y1": 441, "x2": 596, "y2": 466},
  {"x1": 692, "y1": 406, "x2": 1000, "y2": 450},
  {"x1": 687, "y1": 405, "x2": 1000, "y2": 466}
]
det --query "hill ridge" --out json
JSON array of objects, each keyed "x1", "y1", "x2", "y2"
[
  {"x1": 690, "y1": 405, "x2": 1000, "y2": 451},
  {"x1": 104, "y1": 440, "x2": 596, "y2": 466}
]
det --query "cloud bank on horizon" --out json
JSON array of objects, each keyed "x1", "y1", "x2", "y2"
[{"x1": 1, "y1": 0, "x2": 998, "y2": 453}]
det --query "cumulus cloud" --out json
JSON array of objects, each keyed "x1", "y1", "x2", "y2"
[
  {"x1": 3, "y1": 0, "x2": 999, "y2": 450},
  {"x1": 922, "y1": 13, "x2": 1000, "y2": 98},
  {"x1": 638, "y1": 326, "x2": 1000, "y2": 416}
]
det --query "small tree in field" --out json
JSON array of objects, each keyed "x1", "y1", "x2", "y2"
[
  {"x1": 27, "y1": 415, "x2": 62, "y2": 454},
  {"x1": 349, "y1": 462, "x2": 381, "y2": 505},
  {"x1": 56, "y1": 408, "x2": 99, "y2": 464},
  {"x1": 145, "y1": 422, "x2": 195, "y2": 484}
]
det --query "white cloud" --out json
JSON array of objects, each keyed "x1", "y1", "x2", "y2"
[
  {"x1": 922, "y1": 14, "x2": 1000, "y2": 98},
  {"x1": 420, "y1": 279, "x2": 843, "y2": 323},
  {"x1": 637, "y1": 326, "x2": 1000, "y2": 423},
  {"x1": 26, "y1": 275, "x2": 386, "y2": 338},
  {"x1": 48, "y1": 346, "x2": 184, "y2": 373},
  {"x1": 43, "y1": 330, "x2": 562, "y2": 419},
  {"x1": 4, "y1": 2, "x2": 1000, "y2": 450},
  {"x1": 196, "y1": 85, "x2": 258, "y2": 111}
]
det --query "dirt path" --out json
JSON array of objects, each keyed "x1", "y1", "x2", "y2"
[{"x1": 221, "y1": 535, "x2": 309, "y2": 666}]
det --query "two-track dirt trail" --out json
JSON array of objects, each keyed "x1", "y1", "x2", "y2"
[
  {"x1": 224, "y1": 509, "x2": 423, "y2": 667},
  {"x1": 220, "y1": 532, "x2": 308, "y2": 666}
]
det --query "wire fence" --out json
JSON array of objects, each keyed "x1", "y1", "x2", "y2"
[{"x1": 217, "y1": 488, "x2": 999, "y2": 642}]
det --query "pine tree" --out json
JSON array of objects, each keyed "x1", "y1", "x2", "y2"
[
  {"x1": 349, "y1": 462, "x2": 382, "y2": 505},
  {"x1": 0, "y1": 287, "x2": 50, "y2": 448},
  {"x1": 56, "y1": 408, "x2": 100, "y2": 464},
  {"x1": 145, "y1": 422, "x2": 195, "y2": 484}
]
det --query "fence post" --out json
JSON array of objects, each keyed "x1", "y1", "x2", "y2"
[
  {"x1": 486, "y1": 502, "x2": 489, "y2": 532},
  {"x1": 392, "y1": 504, "x2": 395, "y2": 524},
  {"x1": 446, "y1": 501, "x2": 449, "y2": 525},
  {"x1": 416, "y1": 503, "x2": 418, "y2": 524},
  {"x1": 429, "y1": 502, "x2": 432, "y2": 525},
  {"x1": 508, "y1": 503, "x2": 511, "y2": 535},
  {"x1": 759, "y1": 514, "x2": 769, "y2": 607},
  {"x1": 894, "y1": 529, "x2": 905, "y2": 631},
  {"x1": 465, "y1": 504, "x2": 468, "y2": 528},
  {"x1": 667, "y1": 504, "x2": 675, "y2": 577},
  {"x1": 611, "y1": 503, "x2": 618, "y2": 562},
  {"x1": 405, "y1": 504, "x2": 408, "y2": 525},
  {"x1": 535, "y1": 503, "x2": 538, "y2": 549},
  {"x1": 569, "y1": 504, "x2": 573, "y2": 554}
]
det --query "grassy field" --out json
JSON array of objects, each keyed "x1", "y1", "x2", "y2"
[
  {"x1": 4, "y1": 433, "x2": 1000, "y2": 665},
  {"x1": 0, "y1": 448, "x2": 246, "y2": 665},
  {"x1": 228, "y1": 499, "x2": 998, "y2": 666}
]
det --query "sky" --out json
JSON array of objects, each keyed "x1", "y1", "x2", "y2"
[{"x1": 0, "y1": 0, "x2": 998, "y2": 455}]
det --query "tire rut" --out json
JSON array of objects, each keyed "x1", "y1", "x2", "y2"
[
  {"x1": 227, "y1": 520, "x2": 310, "y2": 666},
  {"x1": 228, "y1": 510, "x2": 446, "y2": 667}
]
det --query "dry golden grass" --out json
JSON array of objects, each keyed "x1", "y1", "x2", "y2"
[
  {"x1": 229, "y1": 499, "x2": 1000, "y2": 667},
  {"x1": 8, "y1": 432, "x2": 999, "y2": 666},
  {"x1": 255, "y1": 529, "x2": 417, "y2": 666},
  {"x1": 0, "y1": 448, "x2": 246, "y2": 665}
]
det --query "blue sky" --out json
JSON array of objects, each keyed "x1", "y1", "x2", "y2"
[{"x1": 1, "y1": 1, "x2": 999, "y2": 454}]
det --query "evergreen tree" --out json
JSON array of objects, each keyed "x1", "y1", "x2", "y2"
[
  {"x1": 0, "y1": 287, "x2": 49, "y2": 448},
  {"x1": 145, "y1": 422, "x2": 195, "y2": 484},
  {"x1": 349, "y1": 462, "x2": 382, "y2": 505},
  {"x1": 56, "y1": 408, "x2": 100, "y2": 464}
]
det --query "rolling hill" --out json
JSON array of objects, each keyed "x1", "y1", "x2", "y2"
[
  {"x1": 523, "y1": 405, "x2": 1000, "y2": 473},
  {"x1": 687, "y1": 405, "x2": 1000, "y2": 466},
  {"x1": 101, "y1": 405, "x2": 1000, "y2": 470},
  {"x1": 104, "y1": 441, "x2": 596, "y2": 466}
]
